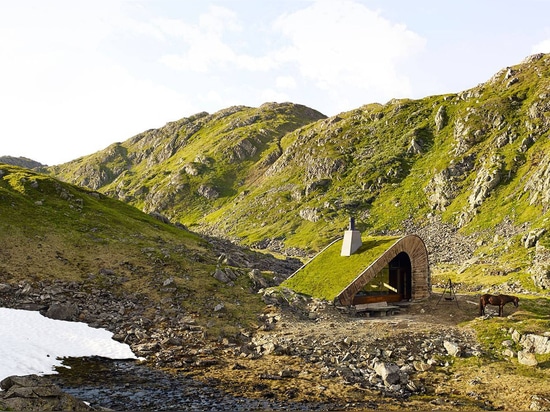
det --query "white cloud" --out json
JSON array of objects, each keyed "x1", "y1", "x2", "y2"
[
  {"x1": 156, "y1": 0, "x2": 427, "y2": 113},
  {"x1": 157, "y1": 5, "x2": 271, "y2": 72},
  {"x1": 532, "y1": 38, "x2": 550, "y2": 53},
  {"x1": 276, "y1": 75, "x2": 297, "y2": 89},
  {"x1": 0, "y1": 0, "x2": 198, "y2": 164},
  {"x1": 272, "y1": 0, "x2": 426, "y2": 102},
  {"x1": 260, "y1": 88, "x2": 291, "y2": 103}
]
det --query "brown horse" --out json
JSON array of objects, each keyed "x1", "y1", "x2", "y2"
[{"x1": 479, "y1": 294, "x2": 519, "y2": 317}]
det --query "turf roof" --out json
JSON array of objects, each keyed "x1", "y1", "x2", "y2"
[{"x1": 281, "y1": 235, "x2": 400, "y2": 301}]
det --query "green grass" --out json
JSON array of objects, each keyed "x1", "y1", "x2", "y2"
[
  {"x1": 0, "y1": 164, "x2": 270, "y2": 337},
  {"x1": 282, "y1": 235, "x2": 400, "y2": 301}
]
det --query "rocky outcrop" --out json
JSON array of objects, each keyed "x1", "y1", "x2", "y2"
[
  {"x1": 424, "y1": 154, "x2": 475, "y2": 211},
  {"x1": 529, "y1": 244, "x2": 550, "y2": 289},
  {"x1": 434, "y1": 105, "x2": 448, "y2": 132},
  {"x1": 525, "y1": 153, "x2": 550, "y2": 206},
  {"x1": 299, "y1": 207, "x2": 320, "y2": 222},
  {"x1": 0, "y1": 156, "x2": 44, "y2": 169},
  {"x1": 468, "y1": 154, "x2": 503, "y2": 210},
  {"x1": 501, "y1": 327, "x2": 550, "y2": 367},
  {"x1": 197, "y1": 184, "x2": 219, "y2": 200}
]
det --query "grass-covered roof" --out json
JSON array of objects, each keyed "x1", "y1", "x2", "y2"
[{"x1": 281, "y1": 235, "x2": 400, "y2": 301}]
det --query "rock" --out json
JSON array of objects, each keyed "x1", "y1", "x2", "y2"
[
  {"x1": 407, "y1": 137, "x2": 423, "y2": 154},
  {"x1": 305, "y1": 179, "x2": 331, "y2": 196},
  {"x1": 468, "y1": 155, "x2": 503, "y2": 209},
  {"x1": 212, "y1": 268, "x2": 236, "y2": 285},
  {"x1": 413, "y1": 361, "x2": 432, "y2": 372},
  {"x1": 518, "y1": 351, "x2": 538, "y2": 366},
  {"x1": 520, "y1": 334, "x2": 550, "y2": 354},
  {"x1": 525, "y1": 153, "x2": 550, "y2": 206},
  {"x1": 0, "y1": 375, "x2": 92, "y2": 411},
  {"x1": 530, "y1": 394, "x2": 550, "y2": 411},
  {"x1": 162, "y1": 277, "x2": 174, "y2": 287},
  {"x1": 44, "y1": 303, "x2": 79, "y2": 321},
  {"x1": 522, "y1": 229, "x2": 546, "y2": 248},
  {"x1": 502, "y1": 349, "x2": 516, "y2": 358},
  {"x1": 374, "y1": 362, "x2": 401, "y2": 385},
  {"x1": 435, "y1": 105, "x2": 448, "y2": 131},
  {"x1": 443, "y1": 340, "x2": 462, "y2": 357},
  {"x1": 197, "y1": 184, "x2": 219, "y2": 200},
  {"x1": 279, "y1": 369, "x2": 299, "y2": 378},
  {"x1": 183, "y1": 163, "x2": 199, "y2": 176},
  {"x1": 248, "y1": 269, "x2": 269, "y2": 290},
  {"x1": 299, "y1": 207, "x2": 320, "y2": 223},
  {"x1": 511, "y1": 329, "x2": 522, "y2": 343}
]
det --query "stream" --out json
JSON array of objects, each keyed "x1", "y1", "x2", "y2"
[{"x1": 43, "y1": 356, "x2": 352, "y2": 411}]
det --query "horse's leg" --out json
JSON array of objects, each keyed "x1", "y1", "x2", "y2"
[
  {"x1": 479, "y1": 301, "x2": 485, "y2": 316},
  {"x1": 499, "y1": 305, "x2": 503, "y2": 317}
]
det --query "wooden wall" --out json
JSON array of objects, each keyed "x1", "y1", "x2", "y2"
[{"x1": 336, "y1": 235, "x2": 430, "y2": 306}]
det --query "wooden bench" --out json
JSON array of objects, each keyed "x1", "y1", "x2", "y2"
[{"x1": 351, "y1": 302, "x2": 400, "y2": 317}]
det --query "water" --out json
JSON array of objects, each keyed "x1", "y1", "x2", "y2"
[{"x1": 45, "y1": 356, "x2": 356, "y2": 411}]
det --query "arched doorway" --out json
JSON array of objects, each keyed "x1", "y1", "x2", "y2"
[
  {"x1": 389, "y1": 251, "x2": 412, "y2": 301},
  {"x1": 352, "y1": 251, "x2": 412, "y2": 304}
]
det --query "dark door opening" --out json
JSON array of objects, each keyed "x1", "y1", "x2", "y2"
[
  {"x1": 352, "y1": 252, "x2": 412, "y2": 304},
  {"x1": 389, "y1": 252, "x2": 412, "y2": 301}
]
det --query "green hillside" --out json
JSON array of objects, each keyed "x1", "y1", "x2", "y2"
[
  {"x1": 47, "y1": 103, "x2": 326, "y2": 224},
  {"x1": 0, "y1": 164, "x2": 291, "y2": 335},
  {"x1": 46, "y1": 53, "x2": 550, "y2": 293}
]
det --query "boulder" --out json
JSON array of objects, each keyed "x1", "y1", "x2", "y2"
[
  {"x1": 374, "y1": 362, "x2": 401, "y2": 385},
  {"x1": 530, "y1": 394, "x2": 550, "y2": 411},
  {"x1": 45, "y1": 303, "x2": 79, "y2": 321},
  {"x1": 0, "y1": 375, "x2": 92, "y2": 411},
  {"x1": 212, "y1": 268, "x2": 236, "y2": 285},
  {"x1": 518, "y1": 351, "x2": 538, "y2": 366},
  {"x1": 443, "y1": 340, "x2": 462, "y2": 357},
  {"x1": 520, "y1": 334, "x2": 550, "y2": 354}
]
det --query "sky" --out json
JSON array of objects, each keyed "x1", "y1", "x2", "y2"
[
  {"x1": 1, "y1": 0, "x2": 550, "y2": 166},
  {"x1": 0, "y1": 307, "x2": 136, "y2": 381}
]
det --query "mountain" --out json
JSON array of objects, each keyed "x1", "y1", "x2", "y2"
[
  {"x1": 47, "y1": 53, "x2": 550, "y2": 293},
  {"x1": 0, "y1": 156, "x2": 45, "y2": 169},
  {"x1": 48, "y1": 102, "x2": 326, "y2": 234}
]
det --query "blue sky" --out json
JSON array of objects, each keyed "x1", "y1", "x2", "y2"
[{"x1": 1, "y1": 0, "x2": 549, "y2": 165}]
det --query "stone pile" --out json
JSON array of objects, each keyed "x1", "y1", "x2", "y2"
[{"x1": 238, "y1": 327, "x2": 480, "y2": 398}]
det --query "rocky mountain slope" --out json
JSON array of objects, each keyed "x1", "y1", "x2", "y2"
[
  {"x1": 47, "y1": 53, "x2": 550, "y2": 293},
  {"x1": 0, "y1": 155, "x2": 45, "y2": 169}
]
